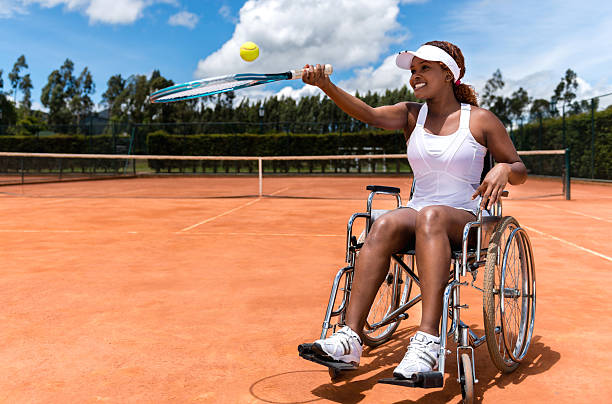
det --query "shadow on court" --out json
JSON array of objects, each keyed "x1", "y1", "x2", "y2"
[{"x1": 248, "y1": 331, "x2": 560, "y2": 404}]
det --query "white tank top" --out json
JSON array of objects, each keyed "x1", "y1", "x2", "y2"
[{"x1": 406, "y1": 103, "x2": 487, "y2": 214}]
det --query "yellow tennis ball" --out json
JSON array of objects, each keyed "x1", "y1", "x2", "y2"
[{"x1": 240, "y1": 41, "x2": 259, "y2": 62}]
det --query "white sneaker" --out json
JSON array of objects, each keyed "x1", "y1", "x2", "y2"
[
  {"x1": 393, "y1": 331, "x2": 440, "y2": 379},
  {"x1": 313, "y1": 326, "x2": 363, "y2": 366}
]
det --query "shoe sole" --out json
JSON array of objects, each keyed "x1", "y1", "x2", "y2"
[
  {"x1": 393, "y1": 365, "x2": 438, "y2": 379},
  {"x1": 312, "y1": 343, "x2": 359, "y2": 367}
]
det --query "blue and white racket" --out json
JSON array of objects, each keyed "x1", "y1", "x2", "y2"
[{"x1": 150, "y1": 64, "x2": 333, "y2": 103}]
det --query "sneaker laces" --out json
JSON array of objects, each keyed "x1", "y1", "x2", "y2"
[
  {"x1": 402, "y1": 335, "x2": 437, "y2": 368},
  {"x1": 327, "y1": 328, "x2": 361, "y2": 354}
]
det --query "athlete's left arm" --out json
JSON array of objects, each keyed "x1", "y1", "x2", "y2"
[{"x1": 471, "y1": 108, "x2": 527, "y2": 209}]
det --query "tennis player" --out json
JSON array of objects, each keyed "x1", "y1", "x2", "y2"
[{"x1": 302, "y1": 41, "x2": 527, "y2": 378}]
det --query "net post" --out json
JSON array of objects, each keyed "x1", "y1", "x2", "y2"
[
  {"x1": 590, "y1": 98, "x2": 595, "y2": 179},
  {"x1": 258, "y1": 157, "x2": 263, "y2": 197},
  {"x1": 565, "y1": 147, "x2": 571, "y2": 200}
]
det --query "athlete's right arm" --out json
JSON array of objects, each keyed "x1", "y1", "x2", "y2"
[{"x1": 302, "y1": 64, "x2": 409, "y2": 131}]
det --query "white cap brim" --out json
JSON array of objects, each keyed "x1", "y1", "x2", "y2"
[{"x1": 396, "y1": 45, "x2": 461, "y2": 81}]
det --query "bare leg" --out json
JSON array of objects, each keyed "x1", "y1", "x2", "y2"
[
  {"x1": 415, "y1": 206, "x2": 476, "y2": 337},
  {"x1": 344, "y1": 208, "x2": 418, "y2": 337}
]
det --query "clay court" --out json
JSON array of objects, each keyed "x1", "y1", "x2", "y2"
[{"x1": 1, "y1": 175, "x2": 611, "y2": 403}]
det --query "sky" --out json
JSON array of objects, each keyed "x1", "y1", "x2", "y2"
[{"x1": 2, "y1": 0, "x2": 612, "y2": 112}]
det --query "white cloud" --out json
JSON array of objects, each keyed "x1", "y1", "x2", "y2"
[
  {"x1": 446, "y1": 1, "x2": 612, "y2": 89},
  {"x1": 17, "y1": 0, "x2": 178, "y2": 24},
  {"x1": 0, "y1": 0, "x2": 27, "y2": 18},
  {"x1": 86, "y1": 0, "x2": 145, "y2": 24},
  {"x1": 337, "y1": 54, "x2": 411, "y2": 96},
  {"x1": 218, "y1": 4, "x2": 235, "y2": 23},
  {"x1": 168, "y1": 10, "x2": 198, "y2": 29},
  {"x1": 195, "y1": 0, "x2": 408, "y2": 78}
]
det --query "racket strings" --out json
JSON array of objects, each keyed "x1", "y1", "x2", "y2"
[{"x1": 154, "y1": 79, "x2": 255, "y2": 101}]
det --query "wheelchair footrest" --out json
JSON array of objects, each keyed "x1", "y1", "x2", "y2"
[
  {"x1": 378, "y1": 371, "x2": 444, "y2": 389},
  {"x1": 298, "y1": 343, "x2": 358, "y2": 371}
]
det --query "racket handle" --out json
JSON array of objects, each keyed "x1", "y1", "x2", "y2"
[{"x1": 291, "y1": 64, "x2": 333, "y2": 80}]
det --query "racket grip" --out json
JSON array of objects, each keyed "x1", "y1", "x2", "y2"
[{"x1": 291, "y1": 64, "x2": 333, "y2": 79}]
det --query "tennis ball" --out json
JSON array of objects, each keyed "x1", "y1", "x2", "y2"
[{"x1": 240, "y1": 41, "x2": 259, "y2": 62}]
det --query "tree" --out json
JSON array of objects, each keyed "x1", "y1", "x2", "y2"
[
  {"x1": 550, "y1": 68, "x2": 578, "y2": 116},
  {"x1": 481, "y1": 69, "x2": 505, "y2": 107},
  {"x1": 19, "y1": 73, "x2": 33, "y2": 114},
  {"x1": 41, "y1": 59, "x2": 74, "y2": 125},
  {"x1": 69, "y1": 67, "x2": 95, "y2": 125},
  {"x1": 8, "y1": 55, "x2": 28, "y2": 102},
  {"x1": 529, "y1": 98, "x2": 552, "y2": 121},
  {"x1": 102, "y1": 74, "x2": 126, "y2": 119},
  {"x1": 480, "y1": 69, "x2": 511, "y2": 127},
  {"x1": 508, "y1": 87, "x2": 531, "y2": 126},
  {"x1": 41, "y1": 59, "x2": 95, "y2": 126},
  {"x1": 507, "y1": 87, "x2": 532, "y2": 149},
  {"x1": 0, "y1": 94, "x2": 17, "y2": 125},
  {"x1": 569, "y1": 98, "x2": 598, "y2": 115}
]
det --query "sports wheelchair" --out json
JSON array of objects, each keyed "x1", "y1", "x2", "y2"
[{"x1": 298, "y1": 171, "x2": 536, "y2": 404}]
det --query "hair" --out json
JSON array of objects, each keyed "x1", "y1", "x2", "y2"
[{"x1": 424, "y1": 40, "x2": 478, "y2": 107}]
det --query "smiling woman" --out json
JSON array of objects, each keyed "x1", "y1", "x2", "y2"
[
  {"x1": 299, "y1": 39, "x2": 528, "y2": 393},
  {"x1": 397, "y1": 40, "x2": 479, "y2": 107}
]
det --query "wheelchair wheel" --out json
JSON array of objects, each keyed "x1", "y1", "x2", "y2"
[
  {"x1": 357, "y1": 231, "x2": 412, "y2": 347},
  {"x1": 459, "y1": 353, "x2": 474, "y2": 404},
  {"x1": 483, "y1": 216, "x2": 536, "y2": 373}
]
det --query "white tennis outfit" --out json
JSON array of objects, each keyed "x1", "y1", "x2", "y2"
[{"x1": 406, "y1": 103, "x2": 487, "y2": 215}]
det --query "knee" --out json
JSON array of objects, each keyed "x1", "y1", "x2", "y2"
[
  {"x1": 365, "y1": 215, "x2": 402, "y2": 249},
  {"x1": 416, "y1": 206, "x2": 447, "y2": 235}
]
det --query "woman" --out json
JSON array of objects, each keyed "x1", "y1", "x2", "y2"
[{"x1": 301, "y1": 41, "x2": 527, "y2": 378}]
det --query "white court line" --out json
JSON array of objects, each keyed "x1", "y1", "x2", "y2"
[
  {"x1": 533, "y1": 203, "x2": 612, "y2": 224},
  {"x1": 269, "y1": 186, "x2": 290, "y2": 196},
  {"x1": 0, "y1": 229, "x2": 341, "y2": 237},
  {"x1": 177, "y1": 231, "x2": 342, "y2": 237},
  {"x1": 178, "y1": 186, "x2": 290, "y2": 232},
  {"x1": 0, "y1": 229, "x2": 86, "y2": 233},
  {"x1": 522, "y1": 225, "x2": 612, "y2": 263},
  {"x1": 179, "y1": 198, "x2": 261, "y2": 232}
]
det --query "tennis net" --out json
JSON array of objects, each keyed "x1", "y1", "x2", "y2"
[{"x1": 0, "y1": 150, "x2": 570, "y2": 199}]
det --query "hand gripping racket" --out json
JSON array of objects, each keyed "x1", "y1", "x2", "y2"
[{"x1": 150, "y1": 64, "x2": 333, "y2": 103}]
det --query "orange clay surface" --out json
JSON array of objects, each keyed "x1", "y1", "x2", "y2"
[{"x1": 0, "y1": 175, "x2": 611, "y2": 403}]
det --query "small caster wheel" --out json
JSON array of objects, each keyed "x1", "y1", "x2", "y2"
[
  {"x1": 459, "y1": 353, "x2": 474, "y2": 404},
  {"x1": 329, "y1": 367, "x2": 342, "y2": 380}
]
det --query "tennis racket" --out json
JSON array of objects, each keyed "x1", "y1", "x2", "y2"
[{"x1": 150, "y1": 64, "x2": 333, "y2": 103}]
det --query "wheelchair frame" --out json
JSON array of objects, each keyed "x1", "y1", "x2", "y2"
[{"x1": 312, "y1": 184, "x2": 536, "y2": 402}]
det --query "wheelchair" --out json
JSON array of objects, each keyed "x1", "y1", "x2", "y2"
[{"x1": 298, "y1": 163, "x2": 536, "y2": 404}]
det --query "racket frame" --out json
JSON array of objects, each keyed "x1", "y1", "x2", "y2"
[{"x1": 149, "y1": 65, "x2": 332, "y2": 103}]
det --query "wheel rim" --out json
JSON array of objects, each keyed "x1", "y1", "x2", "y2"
[
  {"x1": 491, "y1": 220, "x2": 519, "y2": 368},
  {"x1": 499, "y1": 227, "x2": 535, "y2": 363},
  {"x1": 363, "y1": 264, "x2": 401, "y2": 339}
]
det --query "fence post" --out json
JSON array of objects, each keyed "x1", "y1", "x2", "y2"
[
  {"x1": 562, "y1": 105, "x2": 566, "y2": 149},
  {"x1": 565, "y1": 147, "x2": 571, "y2": 200}
]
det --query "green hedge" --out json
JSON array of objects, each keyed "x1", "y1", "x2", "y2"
[
  {"x1": 515, "y1": 108, "x2": 612, "y2": 179},
  {"x1": 0, "y1": 134, "x2": 123, "y2": 154},
  {"x1": 145, "y1": 130, "x2": 405, "y2": 156},
  {"x1": 144, "y1": 130, "x2": 407, "y2": 173}
]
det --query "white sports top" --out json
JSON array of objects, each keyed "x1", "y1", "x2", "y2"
[{"x1": 406, "y1": 103, "x2": 487, "y2": 215}]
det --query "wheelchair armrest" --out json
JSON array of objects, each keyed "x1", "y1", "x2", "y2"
[
  {"x1": 365, "y1": 185, "x2": 403, "y2": 214},
  {"x1": 366, "y1": 185, "x2": 401, "y2": 194}
]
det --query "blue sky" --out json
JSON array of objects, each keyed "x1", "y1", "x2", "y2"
[{"x1": 2, "y1": 0, "x2": 612, "y2": 111}]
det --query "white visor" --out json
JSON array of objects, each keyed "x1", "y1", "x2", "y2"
[{"x1": 396, "y1": 45, "x2": 461, "y2": 81}]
